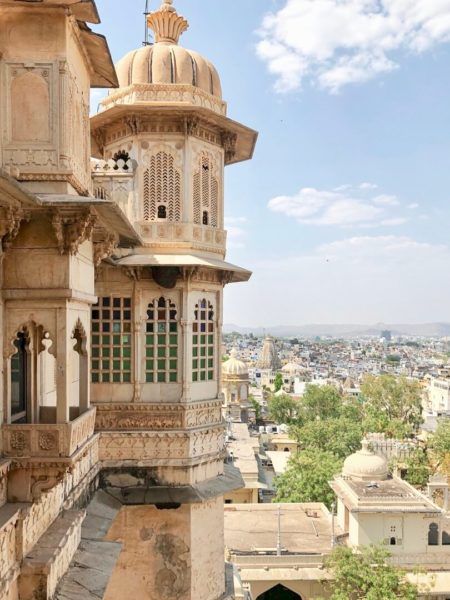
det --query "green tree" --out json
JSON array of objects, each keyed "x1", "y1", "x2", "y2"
[
  {"x1": 274, "y1": 449, "x2": 342, "y2": 509},
  {"x1": 317, "y1": 545, "x2": 418, "y2": 600},
  {"x1": 301, "y1": 385, "x2": 343, "y2": 421},
  {"x1": 249, "y1": 395, "x2": 262, "y2": 423},
  {"x1": 360, "y1": 375, "x2": 423, "y2": 439},
  {"x1": 402, "y1": 448, "x2": 430, "y2": 489},
  {"x1": 290, "y1": 417, "x2": 363, "y2": 459},
  {"x1": 274, "y1": 372, "x2": 283, "y2": 393},
  {"x1": 430, "y1": 419, "x2": 450, "y2": 468},
  {"x1": 268, "y1": 394, "x2": 301, "y2": 425}
]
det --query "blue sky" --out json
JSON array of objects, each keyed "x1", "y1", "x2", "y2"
[{"x1": 93, "y1": 0, "x2": 450, "y2": 327}]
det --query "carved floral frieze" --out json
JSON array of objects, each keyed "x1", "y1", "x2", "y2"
[{"x1": 95, "y1": 401, "x2": 223, "y2": 432}]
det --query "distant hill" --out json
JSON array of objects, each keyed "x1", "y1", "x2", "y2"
[{"x1": 223, "y1": 322, "x2": 450, "y2": 338}]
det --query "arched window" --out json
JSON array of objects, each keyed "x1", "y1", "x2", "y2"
[
  {"x1": 192, "y1": 299, "x2": 214, "y2": 382},
  {"x1": 193, "y1": 154, "x2": 219, "y2": 227},
  {"x1": 91, "y1": 297, "x2": 132, "y2": 383},
  {"x1": 158, "y1": 205, "x2": 167, "y2": 220},
  {"x1": 11, "y1": 330, "x2": 30, "y2": 423},
  {"x1": 428, "y1": 523, "x2": 439, "y2": 546},
  {"x1": 143, "y1": 151, "x2": 181, "y2": 222},
  {"x1": 146, "y1": 298, "x2": 178, "y2": 383},
  {"x1": 442, "y1": 531, "x2": 450, "y2": 545},
  {"x1": 390, "y1": 537, "x2": 396, "y2": 546}
]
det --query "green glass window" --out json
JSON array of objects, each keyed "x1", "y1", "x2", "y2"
[
  {"x1": 192, "y1": 299, "x2": 215, "y2": 382},
  {"x1": 145, "y1": 297, "x2": 178, "y2": 384},
  {"x1": 91, "y1": 296, "x2": 132, "y2": 383}
]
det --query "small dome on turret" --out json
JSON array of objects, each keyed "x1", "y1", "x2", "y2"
[
  {"x1": 342, "y1": 439, "x2": 389, "y2": 481},
  {"x1": 222, "y1": 349, "x2": 248, "y2": 377},
  {"x1": 114, "y1": 0, "x2": 222, "y2": 99}
]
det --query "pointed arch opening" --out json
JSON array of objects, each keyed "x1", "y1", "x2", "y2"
[
  {"x1": 10, "y1": 329, "x2": 31, "y2": 423},
  {"x1": 256, "y1": 584, "x2": 302, "y2": 600},
  {"x1": 70, "y1": 321, "x2": 89, "y2": 418}
]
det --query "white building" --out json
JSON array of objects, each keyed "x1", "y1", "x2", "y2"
[{"x1": 429, "y1": 374, "x2": 450, "y2": 415}]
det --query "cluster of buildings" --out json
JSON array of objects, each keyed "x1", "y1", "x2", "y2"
[
  {"x1": 223, "y1": 335, "x2": 450, "y2": 423},
  {"x1": 220, "y1": 340, "x2": 450, "y2": 598}
]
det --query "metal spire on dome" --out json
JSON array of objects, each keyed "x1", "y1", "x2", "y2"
[{"x1": 147, "y1": 0, "x2": 189, "y2": 44}]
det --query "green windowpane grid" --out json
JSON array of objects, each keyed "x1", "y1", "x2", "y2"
[
  {"x1": 192, "y1": 300, "x2": 215, "y2": 383},
  {"x1": 91, "y1": 296, "x2": 132, "y2": 384},
  {"x1": 145, "y1": 300, "x2": 178, "y2": 384}
]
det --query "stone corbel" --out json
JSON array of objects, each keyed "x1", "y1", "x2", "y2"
[
  {"x1": 185, "y1": 117, "x2": 199, "y2": 137},
  {"x1": 1, "y1": 207, "x2": 31, "y2": 251},
  {"x1": 181, "y1": 266, "x2": 198, "y2": 281},
  {"x1": 92, "y1": 127, "x2": 107, "y2": 156},
  {"x1": 52, "y1": 209, "x2": 97, "y2": 255},
  {"x1": 220, "y1": 271, "x2": 234, "y2": 285},
  {"x1": 221, "y1": 132, "x2": 238, "y2": 163},
  {"x1": 93, "y1": 232, "x2": 119, "y2": 266},
  {"x1": 125, "y1": 115, "x2": 143, "y2": 136},
  {"x1": 123, "y1": 266, "x2": 142, "y2": 281}
]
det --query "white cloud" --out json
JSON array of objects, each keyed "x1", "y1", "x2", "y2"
[
  {"x1": 359, "y1": 182, "x2": 379, "y2": 191},
  {"x1": 257, "y1": 0, "x2": 450, "y2": 92},
  {"x1": 226, "y1": 219, "x2": 248, "y2": 248},
  {"x1": 407, "y1": 202, "x2": 419, "y2": 209},
  {"x1": 268, "y1": 185, "x2": 405, "y2": 228},
  {"x1": 373, "y1": 194, "x2": 400, "y2": 206}
]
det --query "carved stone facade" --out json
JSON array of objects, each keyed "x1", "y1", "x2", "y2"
[{"x1": 0, "y1": 1, "x2": 256, "y2": 599}]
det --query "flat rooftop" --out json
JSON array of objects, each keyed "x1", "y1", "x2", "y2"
[
  {"x1": 332, "y1": 476, "x2": 442, "y2": 513},
  {"x1": 224, "y1": 503, "x2": 337, "y2": 555}
]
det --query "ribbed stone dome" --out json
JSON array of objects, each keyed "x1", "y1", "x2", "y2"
[
  {"x1": 223, "y1": 349, "x2": 248, "y2": 377},
  {"x1": 342, "y1": 439, "x2": 388, "y2": 481},
  {"x1": 115, "y1": 44, "x2": 222, "y2": 99},
  {"x1": 114, "y1": 0, "x2": 222, "y2": 99}
]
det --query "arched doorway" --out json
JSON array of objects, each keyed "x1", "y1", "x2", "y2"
[{"x1": 257, "y1": 584, "x2": 302, "y2": 600}]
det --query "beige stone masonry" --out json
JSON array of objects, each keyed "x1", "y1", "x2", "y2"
[{"x1": 19, "y1": 509, "x2": 85, "y2": 600}]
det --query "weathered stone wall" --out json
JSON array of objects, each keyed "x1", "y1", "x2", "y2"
[{"x1": 103, "y1": 504, "x2": 192, "y2": 600}]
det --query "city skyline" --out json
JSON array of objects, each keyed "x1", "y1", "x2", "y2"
[{"x1": 93, "y1": 0, "x2": 450, "y2": 326}]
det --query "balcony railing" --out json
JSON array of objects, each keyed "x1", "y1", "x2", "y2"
[
  {"x1": 2, "y1": 407, "x2": 96, "y2": 459},
  {"x1": 138, "y1": 221, "x2": 227, "y2": 255}
]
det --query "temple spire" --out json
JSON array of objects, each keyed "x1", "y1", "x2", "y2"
[{"x1": 147, "y1": 0, "x2": 189, "y2": 45}]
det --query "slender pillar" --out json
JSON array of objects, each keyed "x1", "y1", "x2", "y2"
[{"x1": 56, "y1": 307, "x2": 70, "y2": 423}]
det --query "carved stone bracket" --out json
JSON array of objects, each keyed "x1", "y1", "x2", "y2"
[
  {"x1": 185, "y1": 117, "x2": 199, "y2": 137},
  {"x1": 221, "y1": 132, "x2": 237, "y2": 163},
  {"x1": 0, "y1": 207, "x2": 31, "y2": 251},
  {"x1": 52, "y1": 208, "x2": 97, "y2": 255},
  {"x1": 92, "y1": 127, "x2": 107, "y2": 155},
  {"x1": 94, "y1": 232, "x2": 119, "y2": 266},
  {"x1": 220, "y1": 271, "x2": 234, "y2": 286},
  {"x1": 124, "y1": 115, "x2": 143, "y2": 136}
]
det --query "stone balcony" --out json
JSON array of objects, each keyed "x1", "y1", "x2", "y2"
[
  {"x1": 2, "y1": 408, "x2": 96, "y2": 459},
  {"x1": 95, "y1": 401, "x2": 226, "y2": 469},
  {"x1": 138, "y1": 220, "x2": 227, "y2": 256}
]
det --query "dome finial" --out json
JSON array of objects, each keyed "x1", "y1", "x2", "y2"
[{"x1": 147, "y1": 0, "x2": 189, "y2": 44}]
